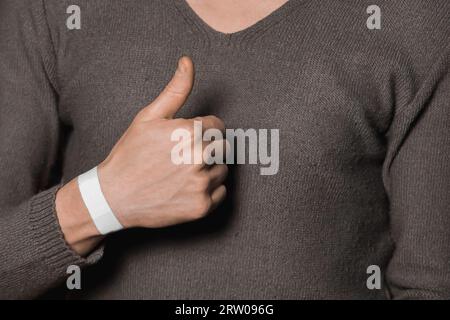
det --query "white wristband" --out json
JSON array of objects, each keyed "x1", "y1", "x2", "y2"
[{"x1": 77, "y1": 167, "x2": 123, "y2": 235}]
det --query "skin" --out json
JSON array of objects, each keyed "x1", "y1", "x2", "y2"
[
  {"x1": 186, "y1": 0, "x2": 289, "y2": 34},
  {"x1": 55, "y1": 1, "x2": 289, "y2": 256}
]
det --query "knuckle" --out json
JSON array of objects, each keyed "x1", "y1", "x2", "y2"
[
  {"x1": 192, "y1": 195, "x2": 212, "y2": 218},
  {"x1": 185, "y1": 123, "x2": 195, "y2": 135},
  {"x1": 210, "y1": 116, "x2": 225, "y2": 129},
  {"x1": 174, "y1": 119, "x2": 194, "y2": 133},
  {"x1": 220, "y1": 164, "x2": 229, "y2": 177},
  {"x1": 195, "y1": 173, "x2": 210, "y2": 191}
]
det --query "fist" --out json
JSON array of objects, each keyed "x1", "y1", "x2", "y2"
[{"x1": 98, "y1": 57, "x2": 228, "y2": 228}]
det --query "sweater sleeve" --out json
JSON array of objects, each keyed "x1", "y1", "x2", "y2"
[
  {"x1": 0, "y1": 0, "x2": 102, "y2": 299},
  {"x1": 383, "y1": 48, "x2": 450, "y2": 299}
]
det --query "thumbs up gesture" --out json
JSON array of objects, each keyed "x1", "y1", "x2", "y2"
[{"x1": 97, "y1": 56, "x2": 228, "y2": 228}]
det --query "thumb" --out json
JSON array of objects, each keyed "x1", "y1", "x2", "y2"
[{"x1": 139, "y1": 56, "x2": 194, "y2": 121}]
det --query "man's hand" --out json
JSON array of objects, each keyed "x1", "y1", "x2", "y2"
[
  {"x1": 99, "y1": 56, "x2": 228, "y2": 228},
  {"x1": 55, "y1": 56, "x2": 228, "y2": 255}
]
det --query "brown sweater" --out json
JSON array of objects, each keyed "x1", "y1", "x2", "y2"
[{"x1": 0, "y1": 0, "x2": 449, "y2": 299}]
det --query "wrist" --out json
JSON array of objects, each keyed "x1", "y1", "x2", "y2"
[
  {"x1": 97, "y1": 161, "x2": 133, "y2": 228},
  {"x1": 55, "y1": 179, "x2": 104, "y2": 256}
]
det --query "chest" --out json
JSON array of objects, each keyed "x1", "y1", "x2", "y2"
[{"x1": 53, "y1": 1, "x2": 393, "y2": 178}]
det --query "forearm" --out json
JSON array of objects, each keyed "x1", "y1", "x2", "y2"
[{"x1": 0, "y1": 186, "x2": 103, "y2": 299}]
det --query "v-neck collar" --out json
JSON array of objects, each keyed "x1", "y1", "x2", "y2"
[{"x1": 171, "y1": 0, "x2": 305, "y2": 45}]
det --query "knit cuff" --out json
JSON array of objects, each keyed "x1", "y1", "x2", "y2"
[{"x1": 28, "y1": 184, "x2": 104, "y2": 274}]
